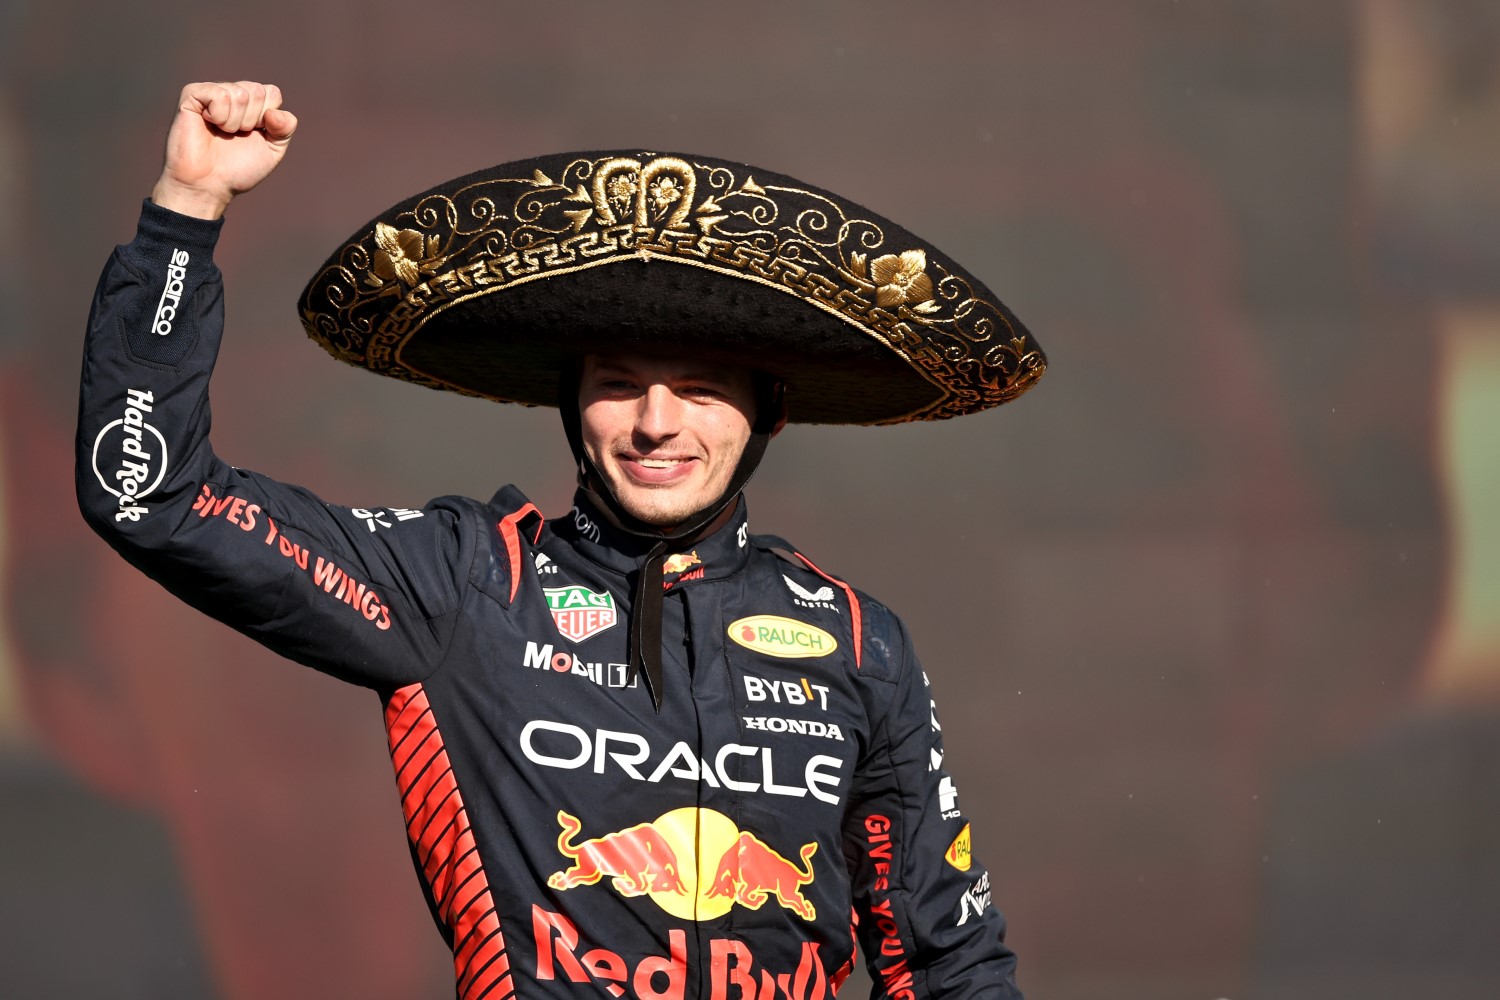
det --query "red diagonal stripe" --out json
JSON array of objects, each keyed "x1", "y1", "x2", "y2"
[
  {"x1": 495, "y1": 503, "x2": 542, "y2": 602},
  {"x1": 421, "y1": 812, "x2": 467, "y2": 890},
  {"x1": 385, "y1": 684, "x2": 511, "y2": 998},
  {"x1": 443, "y1": 842, "x2": 490, "y2": 922},
  {"x1": 454, "y1": 903, "x2": 501, "y2": 963},
  {"x1": 443, "y1": 848, "x2": 488, "y2": 920},
  {"x1": 794, "y1": 550, "x2": 863, "y2": 668},
  {"x1": 412, "y1": 791, "x2": 461, "y2": 860},
  {"x1": 459, "y1": 933, "x2": 511, "y2": 996},
  {"x1": 424, "y1": 817, "x2": 469, "y2": 903},
  {"x1": 394, "y1": 727, "x2": 443, "y2": 790},
  {"x1": 403, "y1": 752, "x2": 455, "y2": 821},
  {"x1": 469, "y1": 971, "x2": 514, "y2": 1000},
  {"x1": 384, "y1": 683, "x2": 423, "y2": 727},
  {"x1": 385, "y1": 686, "x2": 430, "y2": 754}
]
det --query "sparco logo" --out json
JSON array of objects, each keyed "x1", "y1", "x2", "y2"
[
  {"x1": 153, "y1": 249, "x2": 190, "y2": 336},
  {"x1": 92, "y1": 388, "x2": 167, "y2": 522}
]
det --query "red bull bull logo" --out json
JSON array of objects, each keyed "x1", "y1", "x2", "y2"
[
  {"x1": 706, "y1": 831, "x2": 818, "y2": 920},
  {"x1": 548, "y1": 811, "x2": 688, "y2": 897},
  {"x1": 661, "y1": 550, "x2": 700, "y2": 575},
  {"x1": 547, "y1": 808, "x2": 817, "y2": 921}
]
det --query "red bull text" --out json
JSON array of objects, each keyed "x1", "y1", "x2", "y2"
[{"x1": 532, "y1": 905, "x2": 838, "y2": 1000}]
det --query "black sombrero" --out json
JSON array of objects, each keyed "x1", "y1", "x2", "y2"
[{"x1": 298, "y1": 150, "x2": 1044, "y2": 425}]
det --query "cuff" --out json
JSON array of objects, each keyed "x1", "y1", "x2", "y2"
[{"x1": 135, "y1": 197, "x2": 225, "y2": 260}]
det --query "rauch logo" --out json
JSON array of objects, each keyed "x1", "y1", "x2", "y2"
[
  {"x1": 728, "y1": 615, "x2": 837, "y2": 659},
  {"x1": 545, "y1": 584, "x2": 617, "y2": 642}
]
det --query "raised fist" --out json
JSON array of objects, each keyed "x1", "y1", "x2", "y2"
[{"x1": 151, "y1": 81, "x2": 297, "y2": 220}]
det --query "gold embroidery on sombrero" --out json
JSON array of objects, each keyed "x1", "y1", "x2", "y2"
[
  {"x1": 368, "y1": 222, "x2": 448, "y2": 289},
  {"x1": 301, "y1": 154, "x2": 1044, "y2": 421},
  {"x1": 868, "y1": 250, "x2": 935, "y2": 309}
]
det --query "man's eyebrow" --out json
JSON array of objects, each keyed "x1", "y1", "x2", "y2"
[
  {"x1": 591, "y1": 360, "x2": 740, "y2": 383},
  {"x1": 677, "y1": 369, "x2": 740, "y2": 383}
]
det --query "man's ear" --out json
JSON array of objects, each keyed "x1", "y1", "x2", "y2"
[{"x1": 757, "y1": 376, "x2": 788, "y2": 438}]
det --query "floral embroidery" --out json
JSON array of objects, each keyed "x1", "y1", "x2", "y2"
[
  {"x1": 608, "y1": 173, "x2": 638, "y2": 206},
  {"x1": 369, "y1": 222, "x2": 442, "y2": 288},
  {"x1": 649, "y1": 176, "x2": 683, "y2": 215},
  {"x1": 306, "y1": 154, "x2": 1045, "y2": 421},
  {"x1": 871, "y1": 250, "x2": 934, "y2": 308}
]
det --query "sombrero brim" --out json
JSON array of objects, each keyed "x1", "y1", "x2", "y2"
[{"x1": 299, "y1": 150, "x2": 1045, "y2": 425}]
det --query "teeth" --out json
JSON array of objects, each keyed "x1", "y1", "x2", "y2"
[{"x1": 638, "y1": 458, "x2": 688, "y2": 468}]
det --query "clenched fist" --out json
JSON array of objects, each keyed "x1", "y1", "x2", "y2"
[{"x1": 151, "y1": 81, "x2": 297, "y2": 220}]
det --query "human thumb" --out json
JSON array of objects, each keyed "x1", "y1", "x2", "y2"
[{"x1": 262, "y1": 107, "x2": 298, "y2": 143}]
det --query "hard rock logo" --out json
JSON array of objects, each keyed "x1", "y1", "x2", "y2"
[{"x1": 547, "y1": 808, "x2": 818, "y2": 921}]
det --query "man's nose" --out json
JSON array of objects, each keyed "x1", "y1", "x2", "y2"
[{"x1": 634, "y1": 384, "x2": 683, "y2": 442}]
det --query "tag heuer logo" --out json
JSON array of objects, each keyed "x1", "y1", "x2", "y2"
[{"x1": 544, "y1": 585, "x2": 618, "y2": 642}]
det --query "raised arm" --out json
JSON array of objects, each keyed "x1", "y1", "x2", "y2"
[
  {"x1": 151, "y1": 80, "x2": 297, "y2": 220},
  {"x1": 76, "y1": 83, "x2": 471, "y2": 690}
]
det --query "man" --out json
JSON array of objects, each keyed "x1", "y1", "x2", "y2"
[{"x1": 77, "y1": 82, "x2": 1044, "y2": 999}]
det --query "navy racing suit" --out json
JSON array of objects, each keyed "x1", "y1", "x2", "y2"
[{"x1": 76, "y1": 201, "x2": 1022, "y2": 1000}]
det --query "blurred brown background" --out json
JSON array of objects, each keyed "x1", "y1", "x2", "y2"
[{"x1": 2, "y1": 2, "x2": 1497, "y2": 998}]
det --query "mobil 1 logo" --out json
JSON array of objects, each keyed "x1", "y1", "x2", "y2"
[{"x1": 92, "y1": 388, "x2": 168, "y2": 522}]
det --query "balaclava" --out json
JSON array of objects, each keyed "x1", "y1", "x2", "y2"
[{"x1": 557, "y1": 361, "x2": 785, "y2": 711}]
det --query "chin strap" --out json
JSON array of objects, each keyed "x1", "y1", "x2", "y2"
[
  {"x1": 629, "y1": 540, "x2": 670, "y2": 710},
  {"x1": 559, "y1": 365, "x2": 784, "y2": 711}
]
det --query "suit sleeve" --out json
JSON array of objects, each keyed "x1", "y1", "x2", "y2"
[
  {"x1": 844, "y1": 610, "x2": 1023, "y2": 1000},
  {"x1": 75, "y1": 200, "x2": 472, "y2": 689}
]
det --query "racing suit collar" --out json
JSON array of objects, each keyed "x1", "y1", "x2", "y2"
[
  {"x1": 556, "y1": 488, "x2": 752, "y2": 586},
  {"x1": 555, "y1": 362, "x2": 776, "y2": 712},
  {"x1": 556, "y1": 488, "x2": 753, "y2": 711}
]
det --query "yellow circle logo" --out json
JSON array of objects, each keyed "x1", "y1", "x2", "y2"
[
  {"x1": 547, "y1": 807, "x2": 818, "y2": 921},
  {"x1": 727, "y1": 615, "x2": 838, "y2": 659},
  {"x1": 945, "y1": 823, "x2": 972, "y2": 871}
]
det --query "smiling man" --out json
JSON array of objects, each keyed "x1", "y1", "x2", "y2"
[
  {"x1": 577, "y1": 354, "x2": 778, "y2": 529},
  {"x1": 77, "y1": 81, "x2": 1045, "y2": 1000}
]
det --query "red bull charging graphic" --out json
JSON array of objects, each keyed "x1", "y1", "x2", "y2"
[{"x1": 548, "y1": 808, "x2": 817, "y2": 921}]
